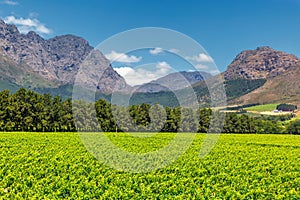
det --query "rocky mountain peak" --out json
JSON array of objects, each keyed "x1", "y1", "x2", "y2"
[
  {"x1": 224, "y1": 46, "x2": 300, "y2": 80},
  {"x1": 0, "y1": 19, "x2": 19, "y2": 39},
  {"x1": 255, "y1": 46, "x2": 274, "y2": 51},
  {"x1": 0, "y1": 19, "x2": 130, "y2": 93},
  {"x1": 47, "y1": 34, "x2": 91, "y2": 47},
  {"x1": 27, "y1": 31, "x2": 44, "y2": 40},
  {"x1": 46, "y1": 34, "x2": 93, "y2": 62}
]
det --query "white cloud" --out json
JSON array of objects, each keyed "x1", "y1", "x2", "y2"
[
  {"x1": 155, "y1": 61, "x2": 172, "y2": 74},
  {"x1": 195, "y1": 64, "x2": 209, "y2": 70},
  {"x1": 4, "y1": 16, "x2": 52, "y2": 35},
  {"x1": 114, "y1": 61, "x2": 173, "y2": 86},
  {"x1": 194, "y1": 64, "x2": 221, "y2": 75},
  {"x1": 105, "y1": 51, "x2": 142, "y2": 63},
  {"x1": 1, "y1": 0, "x2": 18, "y2": 5},
  {"x1": 150, "y1": 48, "x2": 180, "y2": 55},
  {"x1": 186, "y1": 53, "x2": 214, "y2": 63},
  {"x1": 149, "y1": 47, "x2": 163, "y2": 55}
]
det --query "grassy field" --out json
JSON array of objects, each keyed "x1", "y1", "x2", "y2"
[
  {"x1": 0, "y1": 132, "x2": 299, "y2": 199},
  {"x1": 244, "y1": 104, "x2": 278, "y2": 112}
]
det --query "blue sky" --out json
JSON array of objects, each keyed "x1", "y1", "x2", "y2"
[{"x1": 0, "y1": 0, "x2": 300, "y2": 85}]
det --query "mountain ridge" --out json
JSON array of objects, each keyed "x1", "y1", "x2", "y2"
[
  {"x1": 0, "y1": 19, "x2": 130, "y2": 93},
  {"x1": 131, "y1": 46, "x2": 300, "y2": 106},
  {"x1": 223, "y1": 46, "x2": 300, "y2": 105},
  {"x1": 134, "y1": 71, "x2": 212, "y2": 93},
  {"x1": 224, "y1": 46, "x2": 300, "y2": 80},
  {"x1": 0, "y1": 18, "x2": 299, "y2": 106}
]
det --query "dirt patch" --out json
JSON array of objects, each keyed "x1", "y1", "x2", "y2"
[{"x1": 259, "y1": 111, "x2": 292, "y2": 116}]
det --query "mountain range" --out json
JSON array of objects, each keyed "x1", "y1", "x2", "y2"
[
  {"x1": 134, "y1": 71, "x2": 212, "y2": 93},
  {"x1": 0, "y1": 19, "x2": 299, "y2": 106},
  {"x1": 0, "y1": 19, "x2": 129, "y2": 93}
]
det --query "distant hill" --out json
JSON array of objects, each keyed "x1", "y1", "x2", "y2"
[
  {"x1": 134, "y1": 71, "x2": 212, "y2": 93},
  {"x1": 231, "y1": 65, "x2": 300, "y2": 105},
  {"x1": 224, "y1": 46, "x2": 300, "y2": 80},
  {"x1": 224, "y1": 46, "x2": 300, "y2": 105},
  {"x1": 131, "y1": 47, "x2": 300, "y2": 106}
]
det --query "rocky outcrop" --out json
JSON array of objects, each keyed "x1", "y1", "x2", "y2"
[
  {"x1": 0, "y1": 19, "x2": 129, "y2": 93},
  {"x1": 224, "y1": 46, "x2": 300, "y2": 105},
  {"x1": 224, "y1": 46, "x2": 300, "y2": 80}
]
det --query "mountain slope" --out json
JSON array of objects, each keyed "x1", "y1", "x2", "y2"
[
  {"x1": 224, "y1": 46, "x2": 300, "y2": 80},
  {"x1": 135, "y1": 71, "x2": 211, "y2": 93},
  {"x1": 1, "y1": 17, "x2": 299, "y2": 106},
  {"x1": 131, "y1": 47, "x2": 300, "y2": 106},
  {"x1": 0, "y1": 54, "x2": 58, "y2": 88},
  {"x1": 231, "y1": 65, "x2": 300, "y2": 105},
  {"x1": 0, "y1": 19, "x2": 130, "y2": 93},
  {"x1": 224, "y1": 46, "x2": 300, "y2": 105}
]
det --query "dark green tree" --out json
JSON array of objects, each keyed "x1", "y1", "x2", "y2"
[{"x1": 286, "y1": 120, "x2": 300, "y2": 134}]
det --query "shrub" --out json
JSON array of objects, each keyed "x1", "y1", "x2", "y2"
[
  {"x1": 276, "y1": 104, "x2": 297, "y2": 112},
  {"x1": 286, "y1": 120, "x2": 300, "y2": 134}
]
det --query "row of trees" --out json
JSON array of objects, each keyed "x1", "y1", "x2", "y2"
[
  {"x1": 0, "y1": 88, "x2": 299, "y2": 134},
  {"x1": 0, "y1": 88, "x2": 74, "y2": 132}
]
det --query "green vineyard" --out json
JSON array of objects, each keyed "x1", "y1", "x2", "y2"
[{"x1": 0, "y1": 132, "x2": 299, "y2": 199}]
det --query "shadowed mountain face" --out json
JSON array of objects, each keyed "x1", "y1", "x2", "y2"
[
  {"x1": 0, "y1": 19, "x2": 130, "y2": 93},
  {"x1": 231, "y1": 64, "x2": 300, "y2": 105}
]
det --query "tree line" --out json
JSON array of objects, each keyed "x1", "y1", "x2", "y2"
[{"x1": 0, "y1": 88, "x2": 298, "y2": 134}]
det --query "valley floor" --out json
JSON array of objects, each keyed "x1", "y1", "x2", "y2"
[{"x1": 0, "y1": 132, "x2": 299, "y2": 199}]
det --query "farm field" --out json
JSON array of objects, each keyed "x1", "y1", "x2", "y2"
[
  {"x1": 244, "y1": 104, "x2": 278, "y2": 112},
  {"x1": 0, "y1": 132, "x2": 299, "y2": 199}
]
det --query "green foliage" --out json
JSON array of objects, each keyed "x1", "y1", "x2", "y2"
[
  {"x1": 0, "y1": 133, "x2": 298, "y2": 198},
  {"x1": 224, "y1": 103, "x2": 259, "y2": 111},
  {"x1": 277, "y1": 104, "x2": 297, "y2": 112},
  {"x1": 245, "y1": 104, "x2": 278, "y2": 112},
  {"x1": 224, "y1": 78, "x2": 267, "y2": 100},
  {"x1": 161, "y1": 107, "x2": 181, "y2": 132},
  {"x1": 286, "y1": 120, "x2": 300, "y2": 134},
  {"x1": 35, "y1": 84, "x2": 111, "y2": 101},
  {"x1": 129, "y1": 91, "x2": 180, "y2": 107},
  {"x1": 258, "y1": 113, "x2": 294, "y2": 122},
  {"x1": 0, "y1": 88, "x2": 296, "y2": 133},
  {"x1": 198, "y1": 108, "x2": 212, "y2": 133},
  {"x1": 0, "y1": 88, "x2": 76, "y2": 132},
  {"x1": 254, "y1": 119, "x2": 284, "y2": 134}
]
